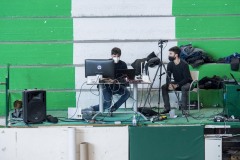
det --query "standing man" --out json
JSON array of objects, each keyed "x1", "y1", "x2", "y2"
[
  {"x1": 161, "y1": 46, "x2": 192, "y2": 115},
  {"x1": 85, "y1": 47, "x2": 130, "y2": 114}
]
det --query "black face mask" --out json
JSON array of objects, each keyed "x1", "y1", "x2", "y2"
[{"x1": 168, "y1": 56, "x2": 176, "y2": 62}]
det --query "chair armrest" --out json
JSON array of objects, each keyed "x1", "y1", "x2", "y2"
[{"x1": 189, "y1": 80, "x2": 199, "y2": 92}]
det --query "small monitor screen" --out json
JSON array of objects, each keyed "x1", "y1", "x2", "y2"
[{"x1": 85, "y1": 59, "x2": 115, "y2": 78}]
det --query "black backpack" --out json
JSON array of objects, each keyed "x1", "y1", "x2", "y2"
[
  {"x1": 199, "y1": 75, "x2": 223, "y2": 89},
  {"x1": 137, "y1": 107, "x2": 158, "y2": 117}
]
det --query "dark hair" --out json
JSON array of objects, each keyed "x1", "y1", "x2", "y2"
[
  {"x1": 169, "y1": 46, "x2": 181, "y2": 57},
  {"x1": 111, "y1": 47, "x2": 121, "y2": 56}
]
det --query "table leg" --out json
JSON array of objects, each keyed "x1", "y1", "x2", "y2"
[
  {"x1": 99, "y1": 84, "x2": 104, "y2": 113},
  {"x1": 133, "y1": 83, "x2": 138, "y2": 112}
]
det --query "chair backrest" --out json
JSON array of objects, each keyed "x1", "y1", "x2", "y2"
[{"x1": 190, "y1": 71, "x2": 199, "y2": 81}]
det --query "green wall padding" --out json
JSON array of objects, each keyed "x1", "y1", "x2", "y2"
[
  {"x1": 174, "y1": 0, "x2": 240, "y2": 108},
  {"x1": 9, "y1": 67, "x2": 74, "y2": 90},
  {"x1": 0, "y1": 0, "x2": 71, "y2": 17},
  {"x1": 173, "y1": 0, "x2": 240, "y2": 15},
  {"x1": 199, "y1": 89, "x2": 224, "y2": 108},
  {"x1": 0, "y1": 67, "x2": 7, "y2": 115},
  {"x1": 0, "y1": 19, "x2": 73, "y2": 41},
  {"x1": 0, "y1": 67, "x2": 7, "y2": 88},
  {"x1": 129, "y1": 126, "x2": 204, "y2": 160},
  {"x1": 176, "y1": 16, "x2": 240, "y2": 39},
  {"x1": 190, "y1": 64, "x2": 239, "y2": 80},
  {"x1": 0, "y1": 44, "x2": 72, "y2": 65},
  {"x1": 0, "y1": 67, "x2": 75, "y2": 113},
  {"x1": 0, "y1": 94, "x2": 6, "y2": 116},
  {"x1": 178, "y1": 40, "x2": 240, "y2": 60},
  {"x1": 190, "y1": 64, "x2": 239, "y2": 107},
  {"x1": 0, "y1": 1, "x2": 73, "y2": 116}
]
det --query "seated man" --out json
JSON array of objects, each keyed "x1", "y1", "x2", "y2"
[
  {"x1": 84, "y1": 47, "x2": 130, "y2": 114},
  {"x1": 161, "y1": 46, "x2": 192, "y2": 115}
]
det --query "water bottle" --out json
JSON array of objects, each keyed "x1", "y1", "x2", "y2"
[{"x1": 132, "y1": 115, "x2": 137, "y2": 126}]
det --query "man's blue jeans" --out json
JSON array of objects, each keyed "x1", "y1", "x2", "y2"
[{"x1": 92, "y1": 84, "x2": 130, "y2": 111}]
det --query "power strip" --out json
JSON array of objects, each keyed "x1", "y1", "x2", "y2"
[{"x1": 68, "y1": 107, "x2": 83, "y2": 119}]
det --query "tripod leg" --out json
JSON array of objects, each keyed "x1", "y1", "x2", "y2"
[
  {"x1": 157, "y1": 64, "x2": 164, "y2": 114},
  {"x1": 143, "y1": 64, "x2": 161, "y2": 108}
]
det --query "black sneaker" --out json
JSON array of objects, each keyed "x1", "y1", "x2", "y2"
[
  {"x1": 110, "y1": 106, "x2": 117, "y2": 112},
  {"x1": 160, "y1": 109, "x2": 170, "y2": 114},
  {"x1": 109, "y1": 106, "x2": 117, "y2": 116}
]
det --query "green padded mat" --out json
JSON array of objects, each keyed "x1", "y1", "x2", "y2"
[
  {"x1": 129, "y1": 125, "x2": 204, "y2": 160},
  {"x1": 6, "y1": 107, "x2": 240, "y2": 128}
]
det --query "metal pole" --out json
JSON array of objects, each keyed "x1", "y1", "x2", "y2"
[
  {"x1": 5, "y1": 77, "x2": 9, "y2": 127},
  {"x1": 157, "y1": 40, "x2": 164, "y2": 113},
  {"x1": 143, "y1": 63, "x2": 161, "y2": 108},
  {"x1": 5, "y1": 64, "x2": 10, "y2": 127}
]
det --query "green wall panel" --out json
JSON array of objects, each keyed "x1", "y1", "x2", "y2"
[
  {"x1": 9, "y1": 67, "x2": 74, "y2": 90},
  {"x1": 0, "y1": 94, "x2": 6, "y2": 116},
  {"x1": 46, "y1": 92, "x2": 75, "y2": 110},
  {"x1": 0, "y1": 19, "x2": 73, "y2": 41},
  {"x1": 1, "y1": 67, "x2": 76, "y2": 115},
  {"x1": 190, "y1": 64, "x2": 239, "y2": 107},
  {"x1": 0, "y1": 0, "x2": 73, "y2": 116},
  {"x1": 174, "y1": 0, "x2": 240, "y2": 109},
  {"x1": 0, "y1": 0, "x2": 71, "y2": 17},
  {"x1": 178, "y1": 40, "x2": 240, "y2": 60},
  {"x1": 176, "y1": 16, "x2": 240, "y2": 39},
  {"x1": 192, "y1": 64, "x2": 239, "y2": 80},
  {"x1": 173, "y1": 0, "x2": 240, "y2": 15},
  {"x1": 199, "y1": 89, "x2": 224, "y2": 107},
  {"x1": 0, "y1": 67, "x2": 7, "y2": 89},
  {"x1": 129, "y1": 126, "x2": 204, "y2": 160},
  {"x1": 0, "y1": 67, "x2": 8, "y2": 116},
  {"x1": 0, "y1": 44, "x2": 72, "y2": 65}
]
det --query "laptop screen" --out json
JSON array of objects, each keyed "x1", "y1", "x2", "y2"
[{"x1": 116, "y1": 69, "x2": 135, "y2": 80}]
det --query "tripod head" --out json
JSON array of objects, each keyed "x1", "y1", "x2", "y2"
[
  {"x1": 144, "y1": 52, "x2": 161, "y2": 74},
  {"x1": 158, "y1": 40, "x2": 168, "y2": 47}
]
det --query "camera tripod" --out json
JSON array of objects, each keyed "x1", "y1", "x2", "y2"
[{"x1": 143, "y1": 40, "x2": 189, "y2": 122}]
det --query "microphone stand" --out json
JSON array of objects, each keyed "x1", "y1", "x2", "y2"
[
  {"x1": 143, "y1": 40, "x2": 189, "y2": 122},
  {"x1": 143, "y1": 40, "x2": 166, "y2": 113},
  {"x1": 157, "y1": 40, "x2": 164, "y2": 114}
]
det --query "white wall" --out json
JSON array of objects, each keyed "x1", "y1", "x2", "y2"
[
  {"x1": 71, "y1": 0, "x2": 172, "y2": 16},
  {"x1": 72, "y1": 0, "x2": 177, "y2": 109},
  {"x1": 0, "y1": 126, "x2": 129, "y2": 160},
  {"x1": 0, "y1": 128, "x2": 69, "y2": 160},
  {"x1": 75, "y1": 126, "x2": 128, "y2": 160}
]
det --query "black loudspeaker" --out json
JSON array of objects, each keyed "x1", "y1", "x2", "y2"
[{"x1": 23, "y1": 90, "x2": 46, "y2": 123}]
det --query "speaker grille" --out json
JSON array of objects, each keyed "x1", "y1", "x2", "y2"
[
  {"x1": 23, "y1": 90, "x2": 46, "y2": 124},
  {"x1": 28, "y1": 100, "x2": 46, "y2": 123}
]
